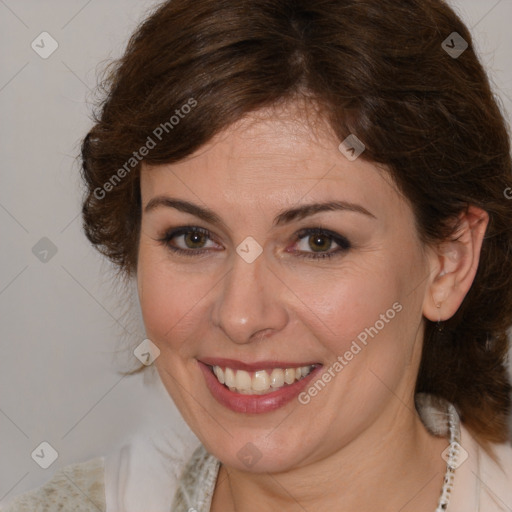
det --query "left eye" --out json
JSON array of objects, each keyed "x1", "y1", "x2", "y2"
[{"x1": 292, "y1": 228, "x2": 351, "y2": 259}]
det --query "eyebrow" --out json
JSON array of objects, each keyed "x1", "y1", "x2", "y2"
[{"x1": 144, "y1": 196, "x2": 376, "y2": 227}]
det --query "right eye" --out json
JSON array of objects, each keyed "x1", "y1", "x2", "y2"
[{"x1": 158, "y1": 226, "x2": 221, "y2": 256}]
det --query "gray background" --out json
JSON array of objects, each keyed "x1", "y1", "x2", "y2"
[{"x1": 1, "y1": 0, "x2": 511, "y2": 505}]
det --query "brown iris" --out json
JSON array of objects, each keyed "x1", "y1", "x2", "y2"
[
  {"x1": 308, "y1": 234, "x2": 331, "y2": 252},
  {"x1": 184, "y1": 231, "x2": 207, "y2": 249}
]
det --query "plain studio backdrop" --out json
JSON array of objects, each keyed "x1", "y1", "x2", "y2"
[{"x1": 0, "y1": 0, "x2": 511, "y2": 505}]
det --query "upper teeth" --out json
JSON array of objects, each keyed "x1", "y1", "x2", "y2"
[{"x1": 212, "y1": 365, "x2": 314, "y2": 395}]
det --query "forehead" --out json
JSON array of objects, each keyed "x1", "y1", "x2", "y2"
[
  {"x1": 193, "y1": 104, "x2": 340, "y2": 169},
  {"x1": 140, "y1": 104, "x2": 406, "y2": 222}
]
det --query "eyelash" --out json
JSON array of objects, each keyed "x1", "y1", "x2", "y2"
[{"x1": 157, "y1": 226, "x2": 351, "y2": 260}]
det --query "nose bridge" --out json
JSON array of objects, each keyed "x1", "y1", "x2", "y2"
[{"x1": 212, "y1": 248, "x2": 288, "y2": 344}]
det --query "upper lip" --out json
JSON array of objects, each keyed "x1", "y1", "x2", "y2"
[{"x1": 199, "y1": 357, "x2": 321, "y2": 372}]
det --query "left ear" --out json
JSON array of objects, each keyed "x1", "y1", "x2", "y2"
[{"x1": 423, "y1": 206, "x2": 489, "y2": 322}]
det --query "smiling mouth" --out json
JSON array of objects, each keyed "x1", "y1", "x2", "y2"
[{"x1": 208, "y1": 364, "x2": 320, "y2": 395}]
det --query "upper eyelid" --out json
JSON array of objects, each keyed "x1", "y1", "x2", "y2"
[{"x1": 161, "y1": 226, "x2": 220, "y2": 245}]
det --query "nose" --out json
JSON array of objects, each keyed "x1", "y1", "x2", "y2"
[{"x1": 211, "y1": 248, "x2": 289, "y2": 345}]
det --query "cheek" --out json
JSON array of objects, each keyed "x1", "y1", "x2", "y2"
[
  {"x1": 286, "y1": 253, "x2": 420, "y2": 375},
  {"x1": 137, "y1": 246, "x2": 207, "y2": 352},
  {"x1": 285, "y1": 261, "x2": 401, "y2": 351}
]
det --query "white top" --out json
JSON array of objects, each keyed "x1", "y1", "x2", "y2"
[{"x1": 3, "y1": 394, "x2": 512, "y2": 511}]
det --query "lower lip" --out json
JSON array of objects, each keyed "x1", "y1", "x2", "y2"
[{"x1": 198, "y1": 361, "x2": 323, "y2": 414}]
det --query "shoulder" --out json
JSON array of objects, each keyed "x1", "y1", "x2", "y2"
[
  {"x1": 450, "y1": 425, "x2": 512, "y2": 511},
  {"x1": 170, "y1": 444, "x2": 220, "y2": 512},
  {"x1": 1, "y1": 457, "x2": 106, "y2": 512},
  {"x1": 415, "y1": 393, "x2": 512, "y2": 511}
]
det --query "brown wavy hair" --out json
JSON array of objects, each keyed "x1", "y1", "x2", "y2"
[{"x1": 80, "y1": 0, "x2": 512, "y2": 448}]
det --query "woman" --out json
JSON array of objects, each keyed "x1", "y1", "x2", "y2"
[{"x1": 4, "y1": 0, "x2": 512, "y2": 510}]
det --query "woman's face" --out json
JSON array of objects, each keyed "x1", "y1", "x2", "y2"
[{"x1": 137, "y1": 105, "x2": 434, "y2": 473}]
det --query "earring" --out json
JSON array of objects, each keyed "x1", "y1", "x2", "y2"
[{"x1": 435, "y1": 302, "x2": 444, "y2": 332}]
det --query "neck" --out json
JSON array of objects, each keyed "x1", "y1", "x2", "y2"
[{"x1": 213, "y1": 403, "x2": 448, "y2": 512}]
